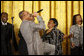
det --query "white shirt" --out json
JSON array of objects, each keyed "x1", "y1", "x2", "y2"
[{"x1": 1, "y1": 21, "x2": 7, "y2": 25}]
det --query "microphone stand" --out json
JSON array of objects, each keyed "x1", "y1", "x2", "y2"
[
  {"x1": 11, "y1": 17, "x2": 14, "y2": 41},
  {"x1": 11, "y1": 17, "x2": 14, "y2": 52}
]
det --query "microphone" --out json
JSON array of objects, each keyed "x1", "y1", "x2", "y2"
[
  {"x1": 37, "y1": 9, "x2": 43, "y2": 13},
  {"x1": 11, "y1": 17, "x2": 14, "y2": 25},
  {"x1": 11, "y1": 17, "x2": 14, "y2": 20}
]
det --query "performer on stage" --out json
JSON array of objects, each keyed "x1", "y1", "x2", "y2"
[
  {"x1": 1, "y1": 12, "x2": 18, "y2": 55},
  {"x1": 19, "y1": 10, "x2": 45, "y2": 55},
  {"x1": 19, "y1": 10, "x2": 55, "y2": 55},
  {"x1": 70, "y1": 14, "x2": 83, "y2": 55},
  {"x1": 42, "y1": 18, "x2": 68, "y2": 55}
]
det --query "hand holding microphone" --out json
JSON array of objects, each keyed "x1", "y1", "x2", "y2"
[{"x1": 33, "y1": 12, "x2": 39, "y2": 17}]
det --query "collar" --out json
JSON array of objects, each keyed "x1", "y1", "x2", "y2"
[
  {"x1": 1, "y1": 21, "x2": 7, "y2": 25},
  {"x1": 76, "y1": 24, "x2": 82, "y2": 27}
]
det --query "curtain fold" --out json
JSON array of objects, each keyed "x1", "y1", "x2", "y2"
[{"x1": 1, "y1": 1, "x2": 83, "y2": 55}]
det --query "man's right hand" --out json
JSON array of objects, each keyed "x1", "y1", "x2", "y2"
[{"x1": 33, "y1": 12, "x2": 39, "y2": 17}]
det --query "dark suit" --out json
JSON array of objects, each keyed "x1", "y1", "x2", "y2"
[
  {"x1": 18, "y1": 30, "x2": 28, "y2": 55},
  {"x1": 1, "y1": 22, "x2": 18, "y2": 55}
]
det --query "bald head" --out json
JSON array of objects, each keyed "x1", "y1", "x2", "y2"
[
  {"x1": 19, "y1": 11, "x2": 29, "y2": 19},
  {"x1": 19, "y1": 10, "x2": 35, "y2": 21},
  {"x1": 19, "y1": 10, "x2": 24, "y2": 19}
]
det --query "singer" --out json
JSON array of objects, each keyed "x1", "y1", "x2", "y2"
[
  {"x1": 1, "y1": 12, "x2": 18, "y2": 55},
  {"x1": 19, "y1": 10, "x2": 45, "y2": 55},
  {"x1": 19, "y1": 10, "x2": 55, "y2": 55}
]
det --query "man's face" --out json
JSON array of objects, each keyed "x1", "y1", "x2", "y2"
[
  {"x1": 22, "y1": 11, "x2": 35, "y2": 21},
  {"x1": 76, "y1": 15, "x2": 82, "y2": 25},
  {"x1": 48, "y1": 20, "x2": 55, "y2": 29},
  {"x1": 1, "y1": 13, "x2": 8, "y2": 23}
]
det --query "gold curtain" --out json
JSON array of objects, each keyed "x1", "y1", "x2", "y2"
[{"x1": 1, "y1": 1, "x2": 83, "y2": 55}]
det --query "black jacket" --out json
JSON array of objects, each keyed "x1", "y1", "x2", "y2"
[
  {"x1": 1, "y1": 22, "x2": 18, "y2": 55},
  {"x1": 18, "y1": 30, "x2": 28, "y2": 55}
]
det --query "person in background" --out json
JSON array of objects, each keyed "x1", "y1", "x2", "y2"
[
  {"x1": 42, "y1": 18, "x2": 68, "y2": 55},
  {"x1": 70, "y1": 14, "x2": 83, "y2": 55},
  {"x1": 1, "y1": 12, "x2": 18, "y2": 55}
]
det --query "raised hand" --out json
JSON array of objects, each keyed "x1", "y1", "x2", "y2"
[{"x1": 33, "y1": 12, "x2": 39, "y2": 17}]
